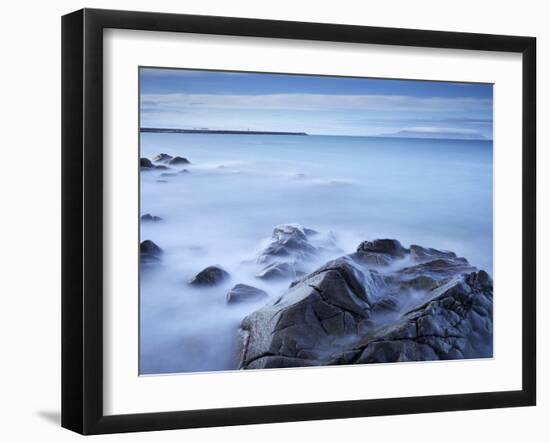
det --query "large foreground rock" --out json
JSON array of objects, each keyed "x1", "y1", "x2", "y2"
[
  {"x1": 237, "y1": 238, "x2": 492, "y2": 369},
  {"x1": 343, "y1": 271, "x2": 493, "y2": 364}
]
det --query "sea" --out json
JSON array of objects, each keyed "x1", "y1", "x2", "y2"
[{"x1": 139, "y1": 133, "x2": 493, "y2": 375}]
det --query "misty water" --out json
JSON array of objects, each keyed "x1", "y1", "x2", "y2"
[{"x1": 139, "y1": 133, "x2": 493, "y2": 375}]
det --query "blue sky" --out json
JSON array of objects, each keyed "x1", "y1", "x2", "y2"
[{"x1": 140, "y1": 68, "x2": 493, "y2": 140}]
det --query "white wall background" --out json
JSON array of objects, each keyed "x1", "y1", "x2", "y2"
[{"x1": 0, "y1": 0, "x2": 546, "y2": 441}]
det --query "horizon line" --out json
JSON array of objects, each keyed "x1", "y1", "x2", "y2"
[{"x1": 140, "y1": 127, "x2": 492, "y2": 142}]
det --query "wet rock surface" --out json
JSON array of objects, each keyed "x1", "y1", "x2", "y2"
[
  {"x1": 140, "y1": 157, "x2": 154, "y2": 169},
  {"x1": 152, "y1": 153, "x2": 173, "y2": 163},
  {"x1": 357, "y1": 238, "x2": 409, "y2": 257},
  {"x1": 256, "y1": 262, "x2": 305, "y2": 280},
  {"x1": 345, "y1": 270, "x2": 493, "y2": 364},
  {"x1": 227, "y1": 284, "x2": 269, "y2": 305},
  {"x1": 168, "y1": 156, "x2": 191, "y2": 165},
  {"x1": 189, "y1": 266, "x2": 230, "y2": 287},
  {"x1": 257, "y1": 224, "x2": 318, "y2": 264},
  {"x1": 256, "y1": 224, "x2": 339, "y2": 268},
  {"x1": 140, "y1": 240, "x2": 163, "y2": 264},
  {"x1": 141, "y1": 157, "x2": 171, "y2": 171},
  {"x1": 237, "y1": 236, "x2": 493, "y2": 369}
]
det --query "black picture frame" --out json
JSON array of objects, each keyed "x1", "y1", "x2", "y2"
[{"x1": 61, "y1": 8, "x2": 537, "y2": 435}]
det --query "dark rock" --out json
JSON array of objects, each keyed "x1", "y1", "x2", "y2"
[
  {"x1": 410, "y1": 244, "x2": 456, "y2": 262},
  {"x1": 179, "y1": 169, "x2": 190, "y2": 174},
  {"x1": 227, "y1": 284, "x2": 269, "y2": 304},
  {"x1": 372, "y1": 296, "x2": 400, "y2": 312},
  {"x1": 238, "y1": 256, "x2": 386, "y2": 369},
  {"x1": 141, "y1": 214, "x2": 162, "y2": 222},
  {"x1": 256, "y1": 262, "x2": 305, "y2": 280},
  {"x1": 237, "y1": 234, "x2": 493, "y2": 370},
  {"x1": 189, "y1": 266, "x2": 230, "y2": 287},
  {"x1": 154, "y1": 165, "x2": 170, "y2": 170},
  {"x1": 357, "y1": 239, "x2": 408, "y2": 257},
  {"x1": 140, "y1": 158, "x2": 153, "y2": 169},
  {"x1": 257, "y1": 224, "x2": 330, "y2": 265},
  {"x1": 400, "y1": 258, "x2": 476, "y2": 280},
  {"x1": 152, "y1": 153, "x2": 173, "y2": 163},
  {"x1": 140, "y1": 240, "x2": 163, "y2": 264},
  {"x1": 349, "y1": 270, "x2": 493, "y2": 364},
  {"x1": 351, "y1": 251, "x2": 394, "y2": 267},
  {"x1": 399, "y1": 275, "x2": 438, "y2": 291},
  {"x1": 141, "y1": 239, "x2": 162, "y2": 256},
  {"x1": 160, "y1": 172, "x2": 177, "y2": 177},
  {"x1": 168, "y1": 156, "x2": 191, "y2": 165}
]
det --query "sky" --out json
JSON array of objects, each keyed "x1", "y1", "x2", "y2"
[{"x1": 140, "y1": 68, "x2": 493, "y2": 140}]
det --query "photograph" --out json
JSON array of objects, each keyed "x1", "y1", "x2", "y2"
[{"x1": 138, "y1": 67, "x2": 494, "y2": 375}]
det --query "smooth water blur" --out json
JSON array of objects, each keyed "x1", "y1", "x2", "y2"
[{"x1": 139, "y1": 133, "x2": 493, "y2": 375}]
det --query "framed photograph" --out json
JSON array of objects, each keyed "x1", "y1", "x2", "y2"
[{"x1": 61, "y1": 8, "x2": 536, "y2": 435}]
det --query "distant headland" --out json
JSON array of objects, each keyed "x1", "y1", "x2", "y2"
[{"x1": 140, "y1": 128, "x2": 308, "y2": 136}]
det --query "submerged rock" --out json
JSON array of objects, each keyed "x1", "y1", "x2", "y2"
[
  {"x1": 140, "y1": 157, "x2": 153, "y2": 169},
  {"x1": 256, "y1": 224, "x2": 335, "y2": 265},
  {"x1": 246, "y1": 225, "x2": 342, "y2": 293},
  {"x1": 227, "y1": 284, "x2": 269, "y2": 305},
  {"x1": 237, "y1": 236, "x2": 493, "y2": 370},
  {"x1": 159, "y1": 169, "x2": 190, "y2": 177},
  {"x1": 168, "y1": 156, "x2": 191, "y2": 165},
  {"x1": 189, "y1": 266, "x2": 230, "y2": 287},
  {"x1": 141, "y1": 158, "x2": 171, "y2": 171},
  {"x1": 152, "y1": 153, "x2": 173, "y2": 163},
  {"x1": 141, "y1": 214, "x2": 163, "y2": 222},
  {"x1": 140, "y1": 240, "x2": 163, "y2": 264}
]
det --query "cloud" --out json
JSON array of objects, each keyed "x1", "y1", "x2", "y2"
[{"x1": 141, "y1": 93, "x2": 492, "y2": 113}]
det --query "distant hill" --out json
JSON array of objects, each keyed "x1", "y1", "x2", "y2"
[{"x1": 381, "y1": 129, "x2": 490, "y2": 141}]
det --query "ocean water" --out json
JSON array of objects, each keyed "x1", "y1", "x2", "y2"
[{"x1": 139, "y1": 133, "x2": 493, "y2": 375}]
